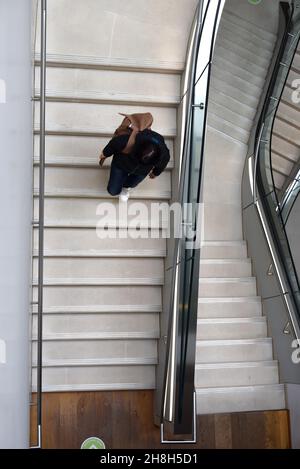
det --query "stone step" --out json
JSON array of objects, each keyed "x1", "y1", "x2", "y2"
[
  {"x1": 34, "y1": 198, "x2": 170, "y2": 229},
  {"x1": 207, "y1": 112, "x2": 249, "y2": 144},
  {"x1": 33, "y1": 155, "x2": 175, "y2": 170},
  {"x1": 32, "y1": 311, "x2": 159, "y2": 340},
  {"x1": 210, "y1": 89, "x2": 256, "y2": 122},
  {"x1": 215, "y1": 35, "x2": 271, "y2": 71},
  {"x1": 32, "y1": 338, "x2": 158, "y2": 365},
  {"x1": 33, "y1": 166, "x2": 171, "y2": 197},
  {"x1": 35, "y1": 66, "x2": 181, "y2": 105},
  {"x1": 210, "y1": 74, "x2": 259, "y2": 111},
  {"x1": 199, "y1": 259, "x2": 252, "y2": 278},
  {"x1": 195, "y1": 384, "x2": 285, "y2": 415},
  {"x1": 217, "y1": 20, "x2": 274, "y2": 55},
  {"x1": 32, "y1": 365, "x2": 156, "y2": 392},
  {"x1": 35, "y1": 53, "x2": 184, "y2": 75},
  {"x1": 196, "y1": 317, "x2": 267, "y2": 340},
  {"x1": 34, "y1": 101, "x2": 176, "y2": 137},
  {"x1": 277, "y1": 102, "x2": 300, "y2": 130},
  {"x1": 214, "y1": 44, "x2": 267, "y2": 79},
  {"x1": 33, "y1": 227, "x2": 166, "y2": 257},
  {"x1": 33, "y1": 135, "x2": 174, "y2": 161},
  {"x1": 195, "y1": 361, "x2": 279, "y2": 388},
  {"x1": 32, "y1": 285, "x2": 162, "y2": 311},
  {"x1": 222, "y1": 10, "x2": 276, "y2": 44},
  {"x1": 271, "y1": 153, "x2": 294, "y2": 178},
  {"x1": 198, "y1": 297, "x2": 262, "y2": 318},
  {"x1": 201, "y1": 241, "x2": 248, "y2": 259},
  {"x1": 213, "y1": 55, "x2": 265, "y2": 89},
  {"x1": 32, "y1": 257, "x2": 164, "y2": 285},
  {"x1": 271, "y1": 134, "x2": 299, "y2": 163},
  {"x1": 273, "y1": 118, "x2": 300, "y2": 145},
  {"x1": 196, "y1": 338, "x2": 273, "y2": 363},
  {"x1": 208, "y1": 100, "x2": 253, "y2": 133},
  {"x1": 199, "y1": 277, "x2": 257, "y2": 297}
]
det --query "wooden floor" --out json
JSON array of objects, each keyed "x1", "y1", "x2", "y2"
[{"x1": 30, "y1": 391, "x2": 291, "y2": 449}]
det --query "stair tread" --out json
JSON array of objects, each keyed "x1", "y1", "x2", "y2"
[
  {"x1": 33, "y1": 249, "x2": 167, "y2": 258},
  {"x1": 35, "y1": 52, "x2": 184, "y2": 74},
  {"x1": 200, "y1": 258, "x2": 251, "y2": 263},
  {"x1": 199, "y1": 296, "x2": 261, "y2": 302},
  {"x1": 195, "y1": 360, "x2": 278, "y2": 369},
  {"x1": 197, "y1": 338, "x2": 272, "y2": 345},
  {"x1": 33, "y1": 357, "x2": 158, "y2": 367},
  {"x1": 197, "y1": 317, "x2": 266, "y2": 323},
  {"x1": 223, "y1": 10, "x2": 276, "y2": 43},
  {"x1": 32, "y1": 331, "x2": 160, "y2": 340},
  {"x1": 196, "y1": 383, "x2": 284, "y2": 393},
  {"x1": 31, "y1": 305, "x2": 162, "y2": 313},
  {"x1": 199, "y1": 277, "x2": 256, "y2": 282}
]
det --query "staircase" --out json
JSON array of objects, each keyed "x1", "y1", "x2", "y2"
[
  {"x1": 32, "y1": 0, "x2": 198, "y2": 391},
  {"x1": 195, "y1": 2, "x2": 286, "y2": 414},
  {"x1": 32, "y1": 0, "x2": 288, "y2": 414}
]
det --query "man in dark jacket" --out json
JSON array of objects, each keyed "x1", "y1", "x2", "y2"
[{"x1": 99, "y1": 129, "x2": 170, "y2": 202}]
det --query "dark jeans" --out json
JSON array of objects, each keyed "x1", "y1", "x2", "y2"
[{"x1": 107, "y1": 161, "x2": 147, "y2": 196}]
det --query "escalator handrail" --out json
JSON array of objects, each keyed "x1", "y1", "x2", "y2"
[{"x1": 161, "y1": 0, "x2": 225, "y2": 439}]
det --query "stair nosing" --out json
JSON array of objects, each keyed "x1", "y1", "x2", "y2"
[
  {"x1": 198, "y1": 296, "x2": 261, "y2": 303},
  {"x1": 209, "y1": 99, "x2": 253, "y2": 128},
  {"x1": 33, "y1": 155, "x2": 175, "y2": 169},
  {"x1": 218, "y1": 21, "x2": 274, "y2": 55},
  {"x1": 214, "y1": 44, "x2": 267, "y2": 76},
  {"x1": 210, "y1": 86, "x2": 257, "y2": 114},
  {"x1": 222, "y1": 10, "x2": 276, "y2": 43},
  {"x1": 33, "y1": 126, "x2": 176, "y2": 139},
  {"x1": 31, "y1": 383, "x2": 156, "y2": 392},
  {"x1": 208, "y1": 111, "x2": 250, "y2": 141},
  {"x1": 32, "y1": 332, "x2": 160, "y2": 341},
  {"x1": 215, "y1": 36, "x2": 271, "y2": 69},
  {"x1": 34, "y1": 89, "x2": 180, "y2": 107},
  {"x1": 211, "y1": 67, "x2": 262, "y2": 95},
  {"x1": 200, "y1": 258, "x2": 251, "y2": 264},
  {"x1": 32, "y1": 277, "x2": 164, "y2": 286},
  {"x1": 213, "y1": 56, "x2": 265, "y2": 88},
  {"x1": 199, "y1": 277, "x2": 256, "y2": 283},
  {"x1": 32, "y1": 357, "x2": 158, "y2": 367},
  {"x1": 202, "y1": 240, "x2": 246, "y2": 246},
  {"x1": 196, "y1": 338, "x2": 272, "y2": 346},
  {"x1": 33, "y1": 189, "x2": 171, "y2": 200},
  {"x1": 33, "y1": 249, "x2": 167, "y2": 258},
  {"x1": 197, "y1": 317, "x2": 266, "y2": 324},
  {"x1": 31, "y1": 305, "x2": 162, "y2": 314},
  {"x1": 34, "y1": 52, "x2": 184, "y2": 74},
  {"x1": 195, "y1": 360, "x2": 278, "y2": 370},
  {"x1": 195, "y1": 383, "x2": 284, "y2": 394}
]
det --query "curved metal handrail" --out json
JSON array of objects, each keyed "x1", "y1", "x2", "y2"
[{"x1": 244, "y1": 0, "x2": 300, "y2": 342}]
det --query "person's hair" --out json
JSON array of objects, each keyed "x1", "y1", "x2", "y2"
[{"x1": 137, "y1": 142, "x2": 159, "y2": 165}]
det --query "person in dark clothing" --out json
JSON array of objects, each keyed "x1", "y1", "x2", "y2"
[{"x1": 99, "y1": 128, "x2": 170, "y2": 201}]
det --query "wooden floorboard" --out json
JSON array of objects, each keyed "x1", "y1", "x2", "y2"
[{"x1": 30, "y1": 390, "x2": 291, "y2": 449}]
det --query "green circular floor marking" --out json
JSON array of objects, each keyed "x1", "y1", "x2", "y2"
[
  {"x1": 248, "y1": 0, "x2": 262, "y2": 4},
  {"x1": 81, "y1": 437, "x2": 106, "y2": 449}
]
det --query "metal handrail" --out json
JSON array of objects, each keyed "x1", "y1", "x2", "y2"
[
  {"x1": 160, "y1": 0, "x2": 225, "y2": 441},
  {"x1": 245, "y1": 1, "x2": 300, "y2": 341},
  {"x1": 32, "y1": 0, "x2": 47, "y2": 449}
]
